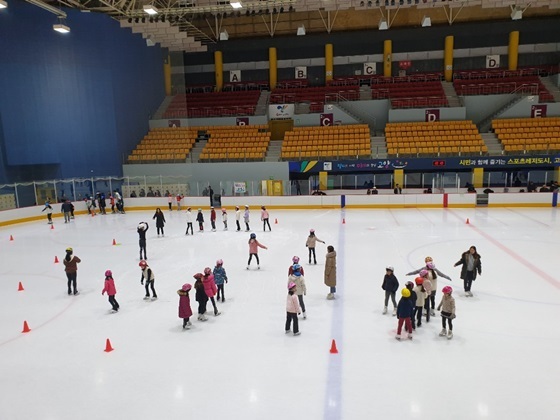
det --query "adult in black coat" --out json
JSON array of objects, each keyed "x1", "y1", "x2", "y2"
[
  {"x1": 152, "y1": 208, "x2": 166, "y2": 236},
  {"x1": 454, "y1": 246, "x2": 482, "y2": 297}
]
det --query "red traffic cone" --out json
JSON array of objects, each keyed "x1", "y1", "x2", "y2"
[
  {"x1": 22, "y1": 321, "x2": 31, "y2": 333},
  {"x1": 275, "y1": 218, "x2": 278, "y2": 224},
  {"x1": 329, "y1": 339, "x2": 339, "y2": 354},
  {"x1": 54, "y1": 256, "x2": 59, "y2": 263},
  {"x1": 342, "y1": 218, "x2": 346, "y2": 224},
  {"x1": 112, "y1": 239, "x2": 117, "y2": 246},
  {"x1": 10, "y1": 235, "x2": 14, "y2": 241},
  {"x1": 51, "y1": 224, "x2": 54, "y2": 230},
  {"x1": 466, "y1": 218, "x2": 470, "y2": 224},
  {"x1": 104, "y1": 338, "x2": 114, "y2": 352},
  {"x1": 18, "y1": 282, "x2": 24, "y2": 291}
]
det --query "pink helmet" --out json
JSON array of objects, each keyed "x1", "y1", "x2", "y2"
[
  {"x1": 105, "y1": 270, "x2": 112, "y2": 277},
  {"x1": 442, "y1": 286, "x2": 453, "y2": 294},
  {"x1": 139, "y1": 260, "x2": 147, "y2": 268},
  {"x1": 204, "y1": 267, "x2": 211, "y2": 275},
  {"x1": 288, "y1": 282, "x2": 296, "y2": 290},
  {"x1": 419, "y1": 269, "x2": 429, "y2": 277},
  {"x1": 292, "y1": 256, "x2": 300, "y2": 263},
  {"x1": 182, "y1": 283, "x2": 192, "y2": 291},
  {"x1": 426, "y1": 262, "x2": 435, "y2": 270},
  {"x1": 216, "y1": 259, "x2": 223, "y2": 266},
  {"x1": 310, "y1": 229, "x2": 315, "y2": 233}
]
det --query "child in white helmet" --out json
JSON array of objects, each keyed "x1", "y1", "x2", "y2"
[
  {"x1": 185, "y1": 208, "x2": 194, "y2": 235},
  {"x1": 244, "y1": 205, "x2": 250, "y2": 231},
  {"x1": 438, "y1": 286, "x2": 456, "y2": 339},
  {"x1": 305, "y1": 229, "x2": 325, "y2": 264},
  {"x1": 222, "y1": 208, "x2": 228, "y2": 231},
  {"x1": 288, "y1": 264, "x2": 307, "y2": 319}
]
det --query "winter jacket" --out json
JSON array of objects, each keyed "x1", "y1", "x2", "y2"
[
  {"x1": 203, "y1": 275, "x2": 217, "y2": 298},
  {"x1": 102, "y1": 277, "x2": 117, "y2": 296},
  {"x1": 236, "y1": 210, "x2": 241, "y2": 221},
  {"x1": 177, "y1": 290, "x2": 193, "y2": 318},
  {"x1": 454, "y1": 252, "x2": 482, "y2": 280},
  {"x1": 196, "y1": 212, "x2": 204, "y2": 223},
  {"x1": 61, "y1": 201, "x2": 73, "y2": 213},
  {"x1": 261, "y1": 209, "x2": 269, "y2": 220},
  {"x1": 195, "y1": 283, "x2": 208, "y2": 303},
  {"x1": 213, "y1": 266, "x2": 228, "y2": 285},
  {"x1": 407, "y1": 265, "x2": 452, "y2": 283},
  {"x1": 249, "y1": 239, "x2": 267, "y2": 254},
  {"x1": 324, "y1": 251, "x2": 337, "y2": 287},
  {"x1": 422, "y1": 278, "x2": 432, "y2": 294},
  {"x1": 210, "y1": 209, "x2": 216, "y2": 221},
  {"x1": 137, "y1": 223, "x2": 148, "y2": 240},
  {"x1": 186, "y1": 211, "x2": 193, "y2": 223},
  {"x1": 222, "y1": 212, "x2": 228, "y2": 222},
  {"x1": 381, "y1": 273, "x2": 399, "y2": 293},
  {"x1": 409, "y1": 289, "x2": 417, "y2": 308},
  {"x1": 141, "y1": 267, "x2": 155, "y2": 283},
  {"x1": 306, "y1": 234, "x2": 325, "y2": 248},
  {"x1": 288, "y1": 266, "x2": 305, "y2": 276},
  {"x1": 286, "y1": 292, "x2": 301, "y2": 314},
  {"x1": 413, "y1": 285, "x2": 427, "y2": 307},
  {"x1": 396, "y1": 296, "x2": 414, "y2": 318},
  {"x1": 437, "y1": 294, "x2": 456, "y2": 317},
  {"x1": 244, "y1": 209, "x2": 250, "y2": 222},
  {"x1": 152, "y1": 211, "x2": 166, "y2": 228},
  {"x1": 288, "y1": 274, "x2": 307, "y2": 296},
  {"x1": 63, "y1": 255, "x2": 81, "y2": 273},
  {"x1": 42, "y1": 204, "x2": 53, "y2": 214}
]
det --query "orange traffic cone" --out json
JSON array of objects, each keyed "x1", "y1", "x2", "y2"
[
  {"x1": 466, "y1": 218, "x2": 470, "y2": 224},
  {"x1": 9, "y1": 235, "x2": 14, "y2": 241},
  {"x1": 342, "y1": 218, "x2": 346, "y2": 224},
  {"x1": 329, "y1": 339, "x2": 339, "y2": 354},
  {"x1": 275, "y1": 218, "x2": 278, "y2": 224},
  {"x1": 22, "y1": 321, "x2": 31, "y2": 333},
  {"x1": 104, "y1": 338, "x2": 114, "y2": 352},
  {"x1": 54, "y1": 256, "x2": 59, "y2": 263},
  {"x1": 18, "y1": 282, "x2": 24, "y2": 291},
  {"x1": 112, "y1": 239, "x2": 117, "y2": 246}
]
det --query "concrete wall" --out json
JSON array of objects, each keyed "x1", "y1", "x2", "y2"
[
  {"x1": 500, "y1": 96, "x2": 560, "y2": 119},
  {"x1": 463, "y1": 94, "x2": 519, "y2": 124}
]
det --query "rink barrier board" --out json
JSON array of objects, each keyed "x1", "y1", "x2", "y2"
[{"x1": 0, "y1": 194, "x2": 557, "y2": 227}]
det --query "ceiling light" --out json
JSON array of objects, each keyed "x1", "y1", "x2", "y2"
[
  {"x1": 0, "y1": 0, "x2": 8, "y2": 9},
  {"x1": 421, "y1": 16, "x2": 431, "y2": 27},
  {"x1": 53, "y1": 23, "x2": 70, "y2": 33},
  {"x1": 297, "y1": 24, "x2": 305, "y2": 36},
  {"x1": 230, "y1": 1, "x2": 242, "y2": 9},
  {"x1": 511, "y1": 7, "x2": 523, "y2": 20},
  {"x1": 143, "y1": 5, "x2": 159, "y2": 15},
  {"x1": 379, "y1": 18, "x2": 388, "y2": 30}
]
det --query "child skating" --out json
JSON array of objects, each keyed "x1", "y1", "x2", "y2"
[
  {"x1": 306, "y1": 229, "x2": 325, "y2": 264},
  {"x1": 406, "y1": 256, "x2": 452, "y2": 316},
  {"x1": 437, "y1": 286, "x2": 456, "y2": 339},
  {"x1": 381, "y1": 266, "x2": 399, "y2": 315},
  {"x1": 288, "y1": 264, "x2": 307, "y2": 319},
  {"x1": 395, "y1": 288, "x2": 414, "y2": 340},
  {"x1": 185, "y1": 207, "x2": 194, "y2": 235},
  {"x1": 101, "y1": 270, "x2": 119, "y2": 313},
  {"x1": 213, "y1": 259, "x2": 228, "y2": 302},
  {"x1": 285, "y1": 282, "x2": 301, "y2": 336},
  {"x1": 194, "y1": 273, "x2": 208, "y2": 321},
  {"x1": 137, "y1": 222, "x2": 149, "y2": 260},
  {"x1": 222, "y1": 208, "x2": 228, "y2": 231},
  {"x1": 413, "y1": 277, "x2": 427, "y2": 328},
  {"x1": 235, "y1": 206, "x2": 241, "y2": 232},
  {"x1": 41, "y1": 202, "x2": 53, "y2": 224},
  {"x1": 177, "y1": 283, "x2": 193, "y2": 329},
  {"x1": 203, "y1": 267, "x2": 221, "y2": 316},
  {"x1": 196, "y1": 208, "x2": 204, "y2": 232},
  {"x1": 244, "y1": 205, "x2": 250, "y2": 231},
  {"x1": 247, "y1": 233, "x2": 267, "y2": 269},
  {"x1": 288, "y1": 256, "x2": 305, "y2": 276},
  {"x1": 139, "y1": 260, "x2": 158, "y2": 300},
  {"x1": 261, "y1": 206, "x2": 271, "y2": 231},
  {"x1": 210, "y1": 206, "x2": 217, "y2": 231},
  {"x1": 63, "y1": 247, "x2": 81, "y2": 295}
]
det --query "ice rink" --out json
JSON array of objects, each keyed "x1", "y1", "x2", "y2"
[{"x1": 1, "y1": 206, "x2": 559, "y2": 420}]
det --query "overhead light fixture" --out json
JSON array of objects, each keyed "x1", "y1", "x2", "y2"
[
  {"x1": 297, "y1": 24, "x2": 306, "y2": 36},
  {"x1": 219, "y1": 30, "x2": 229, "y2": 40},
  {"x1": 230, "y1": 1, "x2": 242, "y2": 9},
  {"x1": 511, "y1": 7, "x2": 523, "y2": 20},
  {"x1": 53, "y1": 16, "x2": 70, "y2": 33},
  {"x1": 421, "y1": 16, "x2": 431, "y2": 27},
  {"x1": 146, "y1": 35, "x2": 156, "y2": 47},
  {"x1": 143, "y1": 5, "x2": 159, "y2": 15},
  {"x1": 379, "y1": 18, "x2": 388, "y2": 30},
  {"x1": 0, "y1": 0, "x2": 8, "y2": 9}
]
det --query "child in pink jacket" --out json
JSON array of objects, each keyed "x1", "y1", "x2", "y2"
[
  {"x1": 177, "y1": 283, "x2": 193, "y2": 329},
  {"x1": 247, "y1": 233, "x2": 268, "y2": 270},
  {"x1": 203, "y1": 267, "x2": 221, "y2": 316},
  {"x1": 101, "y1": 270, "x2": 119, "y2": 313},
  {"x1": 285, "y1": 282, "x2": 301, "y2": 336}
]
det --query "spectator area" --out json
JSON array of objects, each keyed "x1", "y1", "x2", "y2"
[
  {"x1": 281, "y1": 124, "x2": 371, "y2": 160},
  {"x1": 199, "y1": 125, "x2": 271, "y2": 161},
  {"x1": 492, "y1": 117, "x2": 560, "y2": 153},
  {"x1": 127, "y1": 127, "x2": 197, "y2": 163},
  {"x1": 385, "y1": 121, "x2": 487, "y2": 156},
  {"x1": 163, "y1": 91, "x2": 261, "y2": 118}
]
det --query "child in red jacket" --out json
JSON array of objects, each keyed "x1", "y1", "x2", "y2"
[
  {"x1": 101, "y1": 270, "x2": 119, "y2": 313},
  {"x1": 177, "y1": 283, "x2": 193, "y2": 329},
  {"x1": 203, "y1": 267, "x2": 221, "y2": 316}
]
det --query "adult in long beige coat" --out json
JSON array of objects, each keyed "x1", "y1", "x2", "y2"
[{"x1": 324, "y1": 245, "x2": 337, "y2": 300}]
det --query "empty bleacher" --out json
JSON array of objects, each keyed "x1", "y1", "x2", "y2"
[
  {"x1": 163, "y1": 91, "x2": 261, "y2": 118},
  {"x1": 199, "y1": 125, "x2": 271, "y2": 162},
  {"x1": 385, "y1": 121, "x2": 487, "y2": 156},
  {"x1": 281, "y1": 125, "x2": 371, "y2": 160},
  {"x1": 492, "y1": 117, "x2": 560, "y2": 153},
  {"x1": 270, "y1": 86, "x2": 360, "y2": 113},
  {"x1": 127, "y1": 127, "x2": 198, "y2": 163}
]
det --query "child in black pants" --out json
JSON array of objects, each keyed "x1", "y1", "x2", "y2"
[{"x1": 194, "y1": 274, "x2": 208, "y2": 321}]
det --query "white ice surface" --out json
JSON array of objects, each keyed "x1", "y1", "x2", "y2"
[{"x1": 1, "y1": 207, "x2": 559, "y2": 420}]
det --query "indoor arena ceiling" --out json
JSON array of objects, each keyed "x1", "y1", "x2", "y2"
[{"x1": 34, "y1": 0, "x2": 560, "y2": 52}]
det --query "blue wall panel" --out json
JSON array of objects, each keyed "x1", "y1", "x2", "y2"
[{"x1": 0, "y1": 2, "x2": 164, "y2": 181}]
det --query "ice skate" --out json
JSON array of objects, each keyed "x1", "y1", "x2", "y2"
[
  {"x1": 408, "y1": 334, "x2": 413, "y2": 340},
  {"x1": 439, "y1": 328, "x2": 447, "y2": 336},
  {"x1": 143, "y1": 296, "x2": 150, "y2": 300},
  {"x1": 302, "y1": 312, "x2": 307, "y2": 319},
  {"x1": 395, "y1": 334, "x2": 401, "y2": 340},
  {"x1": 199, "y1": 314, "x2": 208, "y2": 321},
  {"x1": 430, "y1": 309, "x2": 435, "y2": 316},
  {"x1": 326, "y1": 293, "x2": 335, "y2": 300},
  {"x1": 211, "y1": 229, "x2": 216, "y2": 232},
  {"x1": 285, "y1": 330, "x2": 290, "y2": 334},
  {"x1": 151, "y1": 296, "x2": 158, "y2": 301},
  {"x1": 246, "y1": 266, "x2": 250, "y2": 270},
  {"x1": 392, "y1": 308, "x2": 397, "y2": 316},
  {"x1": 214, "y1": 309, "x2": 221, "y2": 316},
  {"x1": 447, "y1": 330, "x2": 453, "y2": 339},
  {"x1": 257, "y1": 265, "x2": 260, "y2": 270},
  {"x1": 73, "y1": 291, "x2": 79, "y2": 296},
  {"x1": 383, "y1": 306, "x2": 388, "y2": 314},
  {"x1": 293, "y1": 332, "x2": 301, "y2": 336},
  {"x1": 110, "y1": 309, "x2": 118, "y2": 313}
]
